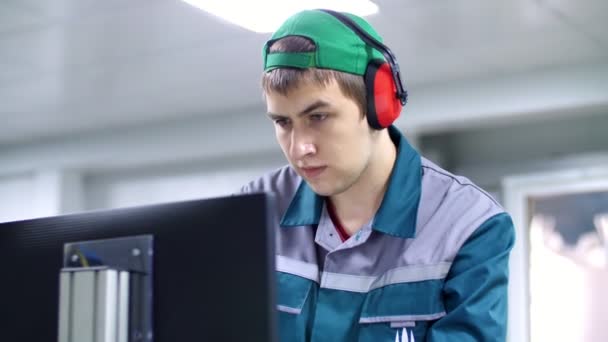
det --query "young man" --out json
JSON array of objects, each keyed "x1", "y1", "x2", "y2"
[{"x1": 240, "y1": 9, "x2": 515, "y2": 342}]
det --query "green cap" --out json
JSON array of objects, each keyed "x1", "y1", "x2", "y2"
[{"x1": 262, "y1": 10, "x2": 385, "y2": 76}]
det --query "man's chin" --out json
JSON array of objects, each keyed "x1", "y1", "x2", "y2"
[{"x1": 305, "y1": 181, "x2": 335, "y2": 197}]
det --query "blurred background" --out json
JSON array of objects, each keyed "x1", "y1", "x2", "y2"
[{"x1": 0, "y1": 0, "x2": 607, "y2": 341}]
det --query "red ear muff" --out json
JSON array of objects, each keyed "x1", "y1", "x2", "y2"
[{"x1": 364, "y1": 59, "x2": 402, "y2": 130}]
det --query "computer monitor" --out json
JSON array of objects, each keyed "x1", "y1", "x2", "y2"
[{"x1": 0, "y1": 193, "x2": 278, "y2": 342}]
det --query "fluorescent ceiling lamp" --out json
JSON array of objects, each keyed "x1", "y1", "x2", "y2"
[{"x1": 183, "y1": 0, "x2": 379, "y2": 33}]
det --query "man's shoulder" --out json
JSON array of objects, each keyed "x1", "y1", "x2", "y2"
[
  {"x1": 240, "y1": 164, "x2": 301, "y2": 199},
  {"x1": 419, "y1": 157, "x2": 503, "y2": 211},
  {"x1": 416, "y1": 157, "x2": 509, "y2": 250},
  {"x1": 239, "y1": 165, "x2": 302, "y2": 220}
]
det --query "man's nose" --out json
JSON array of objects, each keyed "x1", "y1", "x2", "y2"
[{"x1": 290, "y1": 130, "x2": 316, "y2": 159}]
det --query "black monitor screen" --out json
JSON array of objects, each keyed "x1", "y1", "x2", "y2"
[{"x1": 0, "y1": 193, "x2": 277, "y2": 342}]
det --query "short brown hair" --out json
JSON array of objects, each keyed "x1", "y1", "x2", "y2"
[{"x1": 261, "y1": 36, "x2": 367, "y2": 116}]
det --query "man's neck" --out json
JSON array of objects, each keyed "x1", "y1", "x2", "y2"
[{"x1": 329, "y1": 131, "x2": 397, "y2": 236}]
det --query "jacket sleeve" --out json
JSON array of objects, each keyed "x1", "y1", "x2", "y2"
[{"x1": 426, "y1": 212, "x2": 515, "y2": 341}]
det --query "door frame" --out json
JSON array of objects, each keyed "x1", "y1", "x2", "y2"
[{"x1": 502, "y1": 165, "x2": 608, "y2": 342}]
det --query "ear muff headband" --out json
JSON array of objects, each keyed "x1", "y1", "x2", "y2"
[{"x1": 318, "y1": 9, "x2": 408, "y2": 106}]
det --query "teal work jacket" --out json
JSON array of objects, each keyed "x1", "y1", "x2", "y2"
[{"x1": 241, "y1": 126, "x2": 515, "y2": 341}]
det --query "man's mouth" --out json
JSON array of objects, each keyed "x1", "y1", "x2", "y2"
[{"x1": 300, "y1": 166, "x2": 327, "y2": 179}]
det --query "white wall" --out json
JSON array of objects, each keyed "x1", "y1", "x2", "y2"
[
  {"x1": 0, "y1": 173, "x2": 35, "y2": 222},
  {"x1": 0, "y1": 161, "x2": 286, "y2": 223},
  {"x1": 0, "y1": 169, "x2": 86, "y2": 222},
  {"x1": 0, "y1": 109, "x2": 285, "y2": 221},
  {"x1": 83, "y1": 154, "x2": 285, "y2": 210}
]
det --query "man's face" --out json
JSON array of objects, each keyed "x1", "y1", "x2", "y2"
[{"x1": 266, "y1": 78, "x2": 374, "y2": 196}]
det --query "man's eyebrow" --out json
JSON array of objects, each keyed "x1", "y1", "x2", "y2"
[
  {"x1": 266, "y1": 100, "x2": 331, "y2": 119},
  {"x1": 298, "y1": 100, "x2": 330, "y2": 117},
  {"x1": 266, "y1": 113, "x2": 286, "y2": 120}
]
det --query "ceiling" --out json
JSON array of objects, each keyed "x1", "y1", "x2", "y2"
[{"x1": 0, "y1": 0, "x2": 606, "y2": 145}]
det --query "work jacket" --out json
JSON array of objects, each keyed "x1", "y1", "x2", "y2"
[{"x1": 241, "y1": 126, "x2": 515, "y2": 341}]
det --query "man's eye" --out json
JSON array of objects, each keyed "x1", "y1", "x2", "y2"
[
  {"x1": 310, "y1": 114, "x2": 327, "y2": 122},
  {"x1": 274, "y1": 118, "x2": 290, "y2": 127}
]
